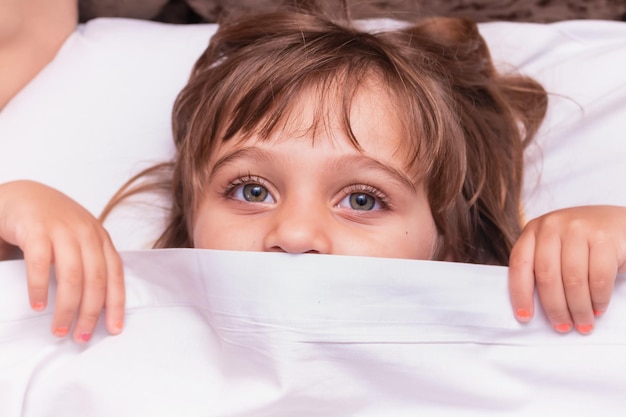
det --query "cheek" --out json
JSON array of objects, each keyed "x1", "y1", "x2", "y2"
[
  {"x1": 193, "y1": 218, "x2": 241, "y2": 250},
  {"x1": 373, "y1": 229, "x2": 435, "y2": 260},
  {"x1": 408, "y1": 223, "x2": 438, "y2": 259},
  {"x1": 192, "y1": 204, "x2": 224, "y2": 249},
  {"x1": 192, "y1": 204, "x2": 262, "y2": 251},
  {"x1": 338, "y1": 218, "x2": 437, "y2": 260},
  {"x1": 191, "y1": 215, "x2": 213, "y2": 249},
  {"x1": 392, "y1": 212, "x2": 439, "y2": 260}
]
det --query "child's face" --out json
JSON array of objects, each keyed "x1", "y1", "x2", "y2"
[{"x1": 192, "y1": 80, "x2": 438, "y2": 259}]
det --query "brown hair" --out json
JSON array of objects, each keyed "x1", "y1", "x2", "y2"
[{"x1": 102, "y1": 1, "x2": 547, "y2": 265}]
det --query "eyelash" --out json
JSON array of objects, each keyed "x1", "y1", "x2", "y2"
[
  {"x1": 221, "y1": 175, "x2": 391, "y2": 209},
  {"x1": 221, "y1": 174, "x2": 269, "y2": 198},
  {"x1": 341, "y1": 183, "x2": 391, "y2": 210}
]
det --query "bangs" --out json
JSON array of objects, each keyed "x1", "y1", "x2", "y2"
[
  {"x1": 228, "y1": 67, "x2": 432, "y2": 184},
  {"x1": 224, "y1": 63, "x2": 372, "y2": 149},
  {"x1": 186, "y1": 38, "x2": 435, "y2": 182}
]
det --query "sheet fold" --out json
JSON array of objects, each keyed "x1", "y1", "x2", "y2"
[{"x1": 1, "y1": 249, "x2": 625, "y2": 416}]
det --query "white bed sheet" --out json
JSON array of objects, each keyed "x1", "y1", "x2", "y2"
[{"x1": 2, "y1": 249, "x2": 626, "y2": 416}]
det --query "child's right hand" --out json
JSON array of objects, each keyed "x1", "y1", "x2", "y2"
[{"x1": 0, "y1": 180, "x2": 124, "y2": 343}]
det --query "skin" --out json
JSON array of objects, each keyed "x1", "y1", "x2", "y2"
[
  {"x1": 0, "y1": 181, "x2": 124, "y2": 343},
  {"x1": 193, "y1": 82, "x2": 438, "y2": 259},
  {"x1": 509, "y1": 205, "x2": 626, "y2": 334},
  {"x1": 0, "y1": 0, "x2": 77, "y2": 110}
]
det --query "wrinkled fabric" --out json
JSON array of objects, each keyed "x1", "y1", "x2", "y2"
[{"x1": 1, "y1": 249, "x2": 625, "y2": 416}]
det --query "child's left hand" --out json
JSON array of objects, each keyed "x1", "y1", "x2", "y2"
[{"x1": 509, "y1": 205, "x2": 626, "y2": 334}]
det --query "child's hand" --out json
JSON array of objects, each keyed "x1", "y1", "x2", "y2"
[
  {"x1": 509, "y1": 205, "x2": 626, "y2": 334},
  {"x1": 0, "y1": 180, "x2": 124, "y2": 342}
]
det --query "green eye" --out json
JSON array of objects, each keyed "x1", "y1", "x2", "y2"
[
  {"x1": 349, "y1": 193, "x2": 376, "y2": 210},
  {"x1": 242, "y1": 184, "x2": 269, "y2": 202}
]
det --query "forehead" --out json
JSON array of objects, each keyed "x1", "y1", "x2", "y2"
[{"x1": 218, "y1": 75, "x2": 416, "y2": 173}]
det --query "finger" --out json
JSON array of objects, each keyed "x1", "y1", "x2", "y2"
[
  {"x1": 533, "y1": 227, "x2": 572, "y2": 333},
  {"x1": 588, "y1": 240, "x2": 618, "y2": 318},
  {"x1": 50, "y1": 238, "x2": 84, "y2": 338},
  {"x1": 22, "y1": 236, "x2": 53, "y2": 312},
  {"x1": 72, "y1": 234, "x2": 109, "y2": 344},
  {"x1": 560, "y1": 235, "x2": 594, "y2": 334},
  {"x1": 103, "y1": 238, "x2": 125, "y2": 335},
  {"x1": 509, "y1": 227, "x2": 537, "y2": 322}
]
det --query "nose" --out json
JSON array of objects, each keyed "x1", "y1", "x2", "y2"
[{"x1": 263, "y1": 197, "x2": 333, "y2": 254}]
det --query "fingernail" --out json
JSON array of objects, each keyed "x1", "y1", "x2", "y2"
[
  {"x1": 576, "y1": 324, "x2": 594, "y2": 335},
  {"x1": 32, "y1": 302, "x2": 45, "y2": 311},
  {"x1": 79, "y1": 333, "x2": 92, "y2": 343},
  {"x1": 53, "y1": 327, "x2": 70, "y2": 337},
  {"x1": 113, "y1": 320, "x2": 124, "y2": 333},
  {"x1": 594, "y1": 309, "x2": 604, "y2": 317},
  {"x1": 553, "y1": 323, "x2": 572, "y2": 333},
  {"x1": 515, "y1": 308, "x2": 532, "y2": 320}
]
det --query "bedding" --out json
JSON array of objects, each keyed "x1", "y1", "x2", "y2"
[
  {"x1": 2, "y1": 249, "x2": 626, "y2": 416},
  {"x1": 1, "y1": 16, "x2": 626, "y2": 415}
]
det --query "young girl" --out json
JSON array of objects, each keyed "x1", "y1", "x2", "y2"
[{"x1": 1, "y1": 1, "x2": 625, "y2": 343}]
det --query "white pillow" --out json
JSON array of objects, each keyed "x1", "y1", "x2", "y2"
[
  {"x1": 0, "y1": 19, "x2": 217, "y2": 250},
  {"x1": 482, "y1": 21, "x2": 626, "y2": 220},
  {"x1": 1, "y1": 18, "x2": 625, "y2": 250}
]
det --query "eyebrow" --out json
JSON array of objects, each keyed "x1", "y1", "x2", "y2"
[
  {"x1": 209, "y1": 147, "x2": 274, "y2": 180},
  {"x1": 326, "y1": 154, "x2": 417, "y2": 192},
  {"x1": 209, "y1": 146, "x2": 417, "y2": 192}
]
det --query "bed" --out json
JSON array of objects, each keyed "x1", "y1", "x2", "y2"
[{"x1": 1, "y1": 5, "x2": 626, "y2": 416}]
